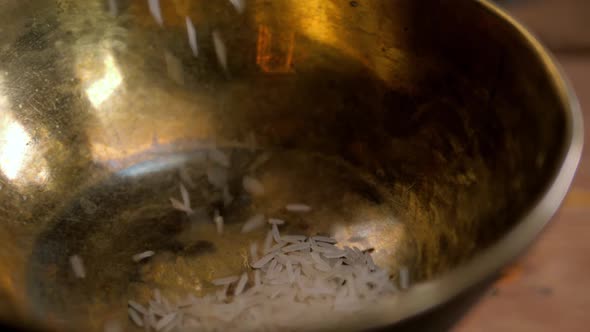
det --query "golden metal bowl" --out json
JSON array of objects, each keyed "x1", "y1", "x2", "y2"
[{"x1": 0, "y1": 0, "x2": 582, "y2": 331}]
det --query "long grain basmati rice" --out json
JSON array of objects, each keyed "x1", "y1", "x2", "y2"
[
  {"x1": 212, "y1": 275, "x2": 240, "y2": 286},
  {"x1": 128, "y1": 222, "x2": 397, "y2": 331},
  {"x1": 268, "y1": 218, "x2": 285, "y2": 225},
  {"x1": 241, "y1": 214, "x2": 265, "y2": 233},
  {"x1": 212, "y1": 30, "x2": 228, "y2": 71},
  {"x1": 148, "y1": 0, "x2": 163, "y2": 26},
  {"x1": 285, "y1": 203, "x2": 312, "y2": 212},
  {"x1": 229, "y1": 0, "x2": 245, "y2": 13},
  {"x1": 133, "y1": 251, "x2": 155, "y2": 262},
  {"x1": 69, "y1": 255, "x2": 86, "y2": 278},
  {"x1": 234, "y1": 273, "x2": 248, "y2": 296},
  {"x1": 242, "y1": 176, "x2": 265, "y2": 196},
  {"x1": 128, "y1": 308, "x2": 144, "y2": 327},
  {"x1": 185, "y1": 16, "x2": 198, "y2": 57}
]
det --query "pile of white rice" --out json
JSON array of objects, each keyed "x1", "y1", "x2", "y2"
[
  {"x1": 106, "y1": 147, "x2": 406, "y2": 331},
  {"x1": 126, "y1": 220, "x2": 401, "y2": 331}
]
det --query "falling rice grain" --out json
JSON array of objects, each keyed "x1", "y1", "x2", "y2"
[
  {"x1": 285, "y1": 203, "x2": 312, "y2": 213},
  {"x1": 69, "y1": 255, "x2": 86, "y2": 278},
  {"x1": 242, "y1": 176, "x2": 265, "y2": 196},
  {"x1": 133, "y1": 251, "x2": 155, "y2": 262},
  {"x1": 108, "y1": 0, "x2": 118, "y2": 16},
  {"x1": 241, "y1": 214, "x2": 265, "y2": 233},
  {"x1": 180, "y1": 183, "x2": 191, "y2": 211},
  {"x1": 185, "y1": 16, "x2": 198, "y2": 57},
  {"x1": 214, "y1": 210, "x2": 224, "y2": 235},
  {"x1": 212, "y1": 30, "x2": 228, "y2": 71},
  {"x1": 170, "y1": 197, "x2": 193, "y2": 214},
  {"x1": 229, "y1": 0, "x2": 245, "y2": 13},
  {"x1": 148, "y1": 0, "x2": 163, "y2": 26}
]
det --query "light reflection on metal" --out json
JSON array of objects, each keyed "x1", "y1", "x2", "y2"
[
  {"x1": 0, "y1": 75, "x2": 49, "y2": 184},
  {"x1": 86, "y1": 55, "x2": 123, "y2": 107},
  {"x1": 0, "y1": 118, "x2": 31, "y2": 180},
  {"x1": 256, "y1": 25, "x2": 295, "y2": 73}
]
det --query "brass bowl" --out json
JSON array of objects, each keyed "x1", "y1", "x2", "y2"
[{"x1": 0, "y1": 0, "x2": 582, "y2": 331}]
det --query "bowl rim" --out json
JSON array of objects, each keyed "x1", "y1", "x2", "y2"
[{"x1": 310, "y1": 0, "x2": 584, "y2": 330}]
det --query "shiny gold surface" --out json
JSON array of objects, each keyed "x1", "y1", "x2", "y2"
[{"x1": 0, "y1": 0, "x2": 582, "y2": 331}]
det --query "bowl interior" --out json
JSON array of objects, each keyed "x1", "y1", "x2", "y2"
[{"x1": 0, "y1": 0, "x2": 569, "y2": 330}]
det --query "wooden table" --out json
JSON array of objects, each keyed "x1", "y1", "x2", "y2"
[
  {"x1": 453, "y1": 54, "x2": 590, "y2": 332},
  {"x1": 452, "y1": 2, "x2": 590, "y2": 329}
]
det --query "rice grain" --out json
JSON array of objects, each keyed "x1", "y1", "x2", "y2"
[
  {"x1": 148, "y1": 0, "x2": 163, "y2": 26},
  {"x1": 69, "y1": 255, "x2": 86, "y2": 279},
  {"x1": 212, "y1": 275, "x2": 240, "y2": 286},
  {"x1": 185, "y1": 16, "x2": 198, "y2": 57},
  {"x1": 234, "y1": 273, "x2": 248, "y2": 296},
  {"x1": 285, "y1": 203, "x2": 312, "y2": 213},
  {"x1": 242, "y1": 176, "x2": 265, "y2": 196},
  {"x1": 241, "y1": 214, "x2": 265, "y2": 233},
  {"x1": 128, "y1": 308, "x2": 144, "y2": 327},
  {"x1": 212, "y1": 30, "x2": 228, "y2": 71},
  {"x1": 133, "y1": 251, "x2": 155, "y2": 262},
  {"x1": 229, "y1": 0, "x2": 245, "y2": 13},
  {"x1": 268, "y1": 218, "x2": 285, "y2": 225}
]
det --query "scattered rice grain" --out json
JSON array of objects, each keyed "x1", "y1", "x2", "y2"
[
  {"x1": 128, "y1": 308, "x2": 144, "y2": 327},
  {"x1": 242, "y1": 176, "x2": 265, "y2": 196},
  {"x1": 185, "y1": 16, "x2": 198, "y2": 57},
  {"x1": 241, "y1": 214, "x2": 265, "y2": 233},
  {"x1": 148, "y1": 0, "x2": 163, "y2": 26},
  {"x1": 229, "y1": 0, "x2": 245, "y2": 13},
  {"x1": 234, "y1": 273, "x2": 248, "y2": 296},
  {"x1": 212, "y1": 30, "x2": 228, "y2": 71},
  {"x1": 133, "y1": 251, "x2": 155, "y2": 262},
  {"x1": 69, "y1": 255, "x2": 86, "y2": 278},
  {"x1": 268, "y1": 218, "x2": 285, "y2": 225},
  {"x1": 251, "y1": 252, "x2": 275, "y2": 269},
  {"x1": 212, "y1": 275, "x2": 240, "y2": 286},
  {"x1": 285, "y1": 203, "x2": 311, "y2": 213}
]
